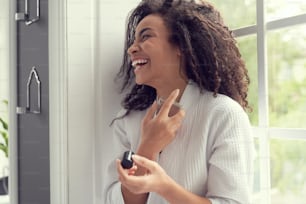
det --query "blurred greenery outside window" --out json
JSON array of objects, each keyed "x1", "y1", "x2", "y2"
[
  {"x1": 268, "y1": 25, "x2": 306, "y2": 128},
  {"x1": 266, "y1": 0, "x2": 306, "y2": 21},
  {"x1": 210, "y1": 0, "x2": 306, "y2": 203}
]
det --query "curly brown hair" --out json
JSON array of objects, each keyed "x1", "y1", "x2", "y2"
[{"x1": 115, "y1": 0, "x2": 250, "y2": 118}]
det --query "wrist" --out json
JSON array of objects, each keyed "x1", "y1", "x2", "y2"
[
  {"x1": 136, "y1": 145, "x2": 158, "y2": 161},
  {"x1": 156, "y1": 174, "x2": 175, "y2": 198}
]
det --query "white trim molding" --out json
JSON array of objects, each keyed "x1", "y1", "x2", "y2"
[
  {"x1": 9, "y1": 1, "x2": 18, "y2": 204},
  {"x1": 267, "y1": 14, "x2": 306, "y2": 30},
  {"x1": 49, "y1": 0, "x2": 69, "y2": 203}
]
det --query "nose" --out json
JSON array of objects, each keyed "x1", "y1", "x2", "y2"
[{"x1": 127, "y1": 42, "x2": 140, "y2": 55}]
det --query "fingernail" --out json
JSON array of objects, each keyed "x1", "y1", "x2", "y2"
[
  {"x1": 174, "y1": 89, "x2": 180, "y2": 95},
  {"x1": 132, "y1": 155, "x2": 139, "y2": 160}
]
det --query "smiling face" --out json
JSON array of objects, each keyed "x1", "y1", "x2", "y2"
[{"x1": 127, "y1": 14, "x2": 186, "y2": 90}]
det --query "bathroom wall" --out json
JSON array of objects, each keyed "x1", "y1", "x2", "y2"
[
  {"x1": 0, "y1": 0, "x2": 10, "y2": 182},
  {"x1": 96, "y1": 1, "x2": 141, "y2": 202},
  {"x1": 64, "y1": 1, "x2": 140, "y2": 203},
  {"x1": 66, "y1": 0, "x2": 95, "y2": 203},
  {"x1": 0, "y1": 7, "x2": 9, "y2": 204}
]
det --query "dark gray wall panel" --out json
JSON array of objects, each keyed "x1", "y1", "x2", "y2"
[{"x1": 16, "y1": 0, "x2": 49, "y2": 203}]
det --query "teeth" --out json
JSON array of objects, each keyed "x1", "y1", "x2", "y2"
[{"x1": 132, "y1": 59, "x2": 148, "y2": 67}]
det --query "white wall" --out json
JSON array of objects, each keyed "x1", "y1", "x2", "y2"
[
  {"x1": 96, "y1": 1, "x2": 141, "y2": 203},
  {"x1": 66, "y1": 0, "x2": 95, "y2": 203},
  {"x1": 66, "y1": 1, "x2": 140, "y2": 203},
  {"x1": 0, "y1": 0, "x2": 9, "y2": 179}
]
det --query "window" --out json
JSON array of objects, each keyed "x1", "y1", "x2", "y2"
[
  {"x1": 210, "y1": 0, "x2": 306, "y2": 203},
  {"x1": 267, "y1": 25, "x2": 306, "y2": 128},
  {"x1": 266, "y1": 0, "x2": 306, "y2": 21},
  {"x1": 209, "y1": 0, "x2": 257, "y2": 29}
]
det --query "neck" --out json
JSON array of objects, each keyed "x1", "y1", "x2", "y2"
[{"x1": 156, "y1": 79, "x2": 188, "y2": 102}]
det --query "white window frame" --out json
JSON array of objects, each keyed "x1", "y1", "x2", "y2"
[
  {"x1": 8, "y1": 1, "x2": 18, "y2": 203},
  {"x1": 232, "y1": 0, "x2": 306, "y2": 203}
]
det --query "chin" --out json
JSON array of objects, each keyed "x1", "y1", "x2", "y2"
[
  {"x1": 135, "y1": 79, "x2": 145, "y2": 85},
  {"x1": 135, "y1": 80, "x2": 153, "y2": 88},
  {"x1": 135, "y1": 76, "x2": 146, "y2": 85},
  {"x1": 135, "y1": 75, "x2": 155, "y2": 87},
  {"x1": 135, "y1": 77, "x2": 143, "y2": 85}
]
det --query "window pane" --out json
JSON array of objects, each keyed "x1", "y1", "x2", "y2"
[
  {"x1": 270, "y1": 138, "x2": 306, "y2": 204},
  {"x1": 267, "y1": 25, "x2": 306, "y2": 128},
  {"x1": 237, "y1": 35, "x2": 258, "y2": 125},
  {"x1": 209, "y1": 0, "x2": 256, "y2": 29},
  {"x1": 266, "y1": 0, "x2": 306, "y2": 21}
]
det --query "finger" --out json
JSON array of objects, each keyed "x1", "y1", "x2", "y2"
[
  {"x1": 117, "y1": 159, "x2": 149, "y2": 193},
  {"x1": 143, "y1": 100, "x2": 158, "y2": 123},
  {"x1": 171, "y1": 108, "x2": 186, "y2": 120},
  {"x1": 132, "y1": 155, "x2": 158, "y2": 172},
  {"x1": 117, "y1": 159, "x2": 134, "y2": 186},
  {"x1": 159, "y1": 89, "x2": 180, "y2": 117},
  {"x1": 128, "y1": 165, "x2": 138, "y2": 175},
  {"x1": 122, "y1": 175, "x2": 149, "y2": 194}
]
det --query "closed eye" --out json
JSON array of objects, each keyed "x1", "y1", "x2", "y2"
[
  {"x1": 136, "y1": 27, "x2": 154, "y2": 42},
  {"x1": 141, "y1": 34, "x2": 151, "y2": 41}
]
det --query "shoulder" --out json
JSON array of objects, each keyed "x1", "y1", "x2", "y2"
[
  {"x1": 202, "y1": 93, "x2": 253, "y2": 149},
  {"x1": 193, "y1": 91, "x2": 251, "y2": 132},
  {"x1": 185, "y1": 81, "x2": 246, "y2": 117},
  {"x1": 182, "y1": 82, "x2": 249, "y2": 123},
  {"x1": 203, "y1": 91, "x2": 247, "y2": 118}
]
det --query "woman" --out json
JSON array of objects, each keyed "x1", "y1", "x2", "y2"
[{"x1": 105, "y1": 0, "x2": 254, "y2": 203}]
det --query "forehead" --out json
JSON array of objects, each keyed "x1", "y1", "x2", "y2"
[{"x1": 135, "y1": 14, "x2": 168, "y2": 34}]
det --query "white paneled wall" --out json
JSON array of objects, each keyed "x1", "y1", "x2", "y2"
[
  {"x1": 0, "y1": 0, "x2": 9, "y2": 179},
  {"x1": 96, "y1": 1, "x2": 142, "y2": 203},
  {"x1": 67, "y1": 0, "x2": 95, "y2": 203},
  {"x1": 66, "y1": 0, "x2": 141, "y2": 203},
  {"x1": 97, "y1": 1, "x2": 140, "y2": 203},
  {"x1": 0, "y1": 1, "x2": 9, "y2": 115}
]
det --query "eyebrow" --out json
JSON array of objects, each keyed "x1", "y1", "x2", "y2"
[{"x1": 137, "y1": 27, "x2": 152, "y2": 38}]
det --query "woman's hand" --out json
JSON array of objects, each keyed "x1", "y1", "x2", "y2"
[
  {"x1": 117, "y1": 154, "x2": 172, "y2": 195},
  {"x1": 117, "y1": 89, "x2": 185, "y2": 203},
  {"x1": 138, "y1": 89, "x2": 185, "y2": 158},
  {"x1": 117, "y1": 155, "x2": 212, "y2": 204}
]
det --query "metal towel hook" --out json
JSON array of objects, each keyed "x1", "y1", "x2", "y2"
[
  {"x1": 15, "y1": 0, "x2": 40, "y2": 26},
  {"x1": 16, "y1": 66, "x2": 41, "y2": 114}
]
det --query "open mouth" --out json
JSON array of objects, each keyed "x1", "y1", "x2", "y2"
[{"x1": 132, "y1": 59, "x2": 148, "y2": 69}]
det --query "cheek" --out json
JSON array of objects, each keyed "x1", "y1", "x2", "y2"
[
  {"x1": 143, "y1": 45, "x2": 164, "y2": 65},
  {"x1": 141, "y1": 42, "x2": 178, "y2": 67},
  {"x1": 142, "y1": 42, "x2": 161, "y2": 57}
]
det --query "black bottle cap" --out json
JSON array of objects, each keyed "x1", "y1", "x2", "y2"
[{"x1": 121, "y1": 150, "x2": 134, "y2": 169}]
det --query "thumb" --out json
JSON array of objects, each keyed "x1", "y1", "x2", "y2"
[{"x1": 132, "y1": 155, "x2": 158, "y2": 172}]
